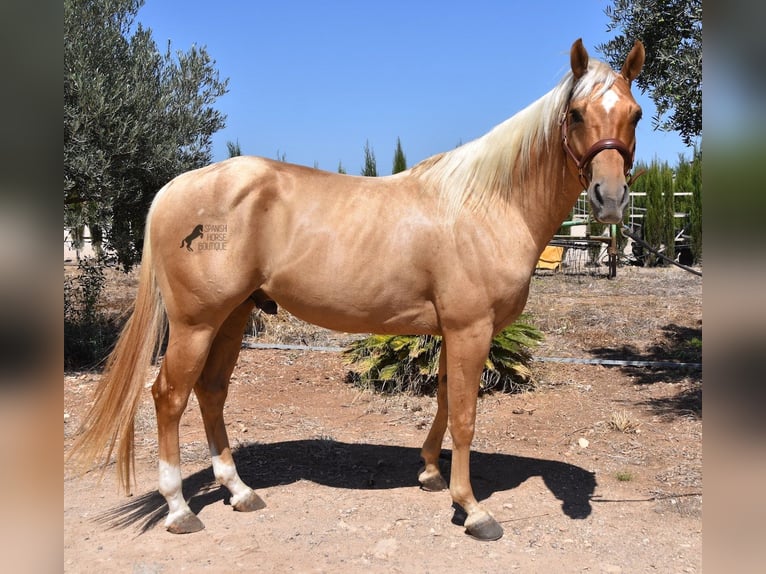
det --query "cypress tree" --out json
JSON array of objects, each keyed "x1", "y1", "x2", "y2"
[
  {"x1": 361, "y1": 140, "x2": 377, "y2": 176},
  {"x1": 661, "y1": 162, "x2": 676, "y2": 263},
  {"x1": 226, "y1": 140, "x2": 242, "y2": 157},
  {"x1": 687, "y1": 149, "x2": 702, "y2": 263},
  {"x1": 641, "y1": 160, "x2": 664, "y2": 266},
  {"x1": 392, "y1": 137, "x2": 407, "y2": 174},
  {"x1": 641, "y1": 159, "x2": 675, "y2": 265}
]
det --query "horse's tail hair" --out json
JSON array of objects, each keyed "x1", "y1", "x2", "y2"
[{"x1": 67, "y1": 210, "x2": 166, "y2": 494}]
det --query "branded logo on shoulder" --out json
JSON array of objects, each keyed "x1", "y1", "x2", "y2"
[{"x1": 180, "y1": 224, "x2": 228, "y2": 252}]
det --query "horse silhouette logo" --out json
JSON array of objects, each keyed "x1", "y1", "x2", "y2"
[{"x1": 180, "y1": 224, "x2": 204, "y2": 251}]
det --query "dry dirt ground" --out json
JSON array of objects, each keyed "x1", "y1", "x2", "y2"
[{"x1": 64, "y1": 265, "x2": 702, "y2": 573}]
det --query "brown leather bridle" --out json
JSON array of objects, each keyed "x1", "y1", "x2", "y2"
[{"x1": 560, "y1": 102, "x2": 641, "y2": 190}]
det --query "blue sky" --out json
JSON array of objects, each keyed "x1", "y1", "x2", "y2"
[{"x1": 137, "y1": 1, "x2": 694, "y2": 174}]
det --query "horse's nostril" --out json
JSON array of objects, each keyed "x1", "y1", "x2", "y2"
[
  {"x1": 593, "y1": 183, "x2": 603, "y2": 205},
  {"x1": 622, "y1": 185, "x2": 629, "y2": 204}
]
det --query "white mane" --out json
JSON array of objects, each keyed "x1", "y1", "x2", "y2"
[{"x1": 411, "y1": 59, "x2": 618, "y2": 214}]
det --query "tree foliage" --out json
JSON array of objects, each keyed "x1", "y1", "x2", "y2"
[
  {"x1": 361, "y1": 140, "x2": 378, "y2": 176},
  {"x1": 226, "y1": 140, "x2": 242, "y2": 158},
  {"x1": 680, "y1": 149, "x2": 702, "y2": 263},
  {"x1": 392, "y1": 137, "x2": 407, "y2": 174},
  {"x1": 621, "y1": 151, "x2": 702, "y2": 266},
  {"x1": 65, "y1": 0, "x2": 229, "y2": 269},
  {"x1": 597, "y1": 0, "x2": 701, "y2": 146},
  {"x1": 631, "y1": 159, "x2": 677, "y2": 265},
  {"x1": 64, "y1": 258, "x2": 120, "y2": 369}
]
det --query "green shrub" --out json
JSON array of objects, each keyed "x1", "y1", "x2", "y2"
[
  {"x1": 64, "y1": 258, "x2": 121, "y2": 370},
  {"x1": 343, "y1": 316, "x2": 543, "y2": 395}
]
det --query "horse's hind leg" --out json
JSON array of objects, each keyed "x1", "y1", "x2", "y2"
[
  {"x1": 195, "y1": 300, "x2": 265, "y2": 512},
  {"x1": 152, "y1": 322, "x2": 217, "y2": 533},
  {"x1": 419, "y1": 342, "x2": 449, "y2": 491}
]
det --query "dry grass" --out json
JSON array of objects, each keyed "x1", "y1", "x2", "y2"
[
  {"x1": 608, "y1": 410, "x2": 642, "y2": 434},
  {"x1": 526, "y1": 266, "x2": 702, "y2": 357},
  {"x1": 246, "y1": 308, "x2": 362, "y2": 348}
]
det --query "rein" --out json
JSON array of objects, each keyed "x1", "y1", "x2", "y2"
[{"x1": 560, "y1": 102, "x2": 642, "y2": 190}]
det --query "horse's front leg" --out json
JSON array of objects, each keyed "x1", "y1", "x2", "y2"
[
  {"x1": 419, "y1": 341, "x2": 449, "y2": 491},
  {"x1": 195, "y1": 302, "x2": 265, "y2": 513},
  {"x1": 444, "y1": 325, "x2": 503, "y2": 541}
]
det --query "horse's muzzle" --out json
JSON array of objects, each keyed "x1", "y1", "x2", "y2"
[{"x1": 588, "y1": 179, "x2": 629, "y2": 224}]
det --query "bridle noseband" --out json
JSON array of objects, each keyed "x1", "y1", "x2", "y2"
[{"x1": 560, "y1": 102, "x2": 641, "y2": 190}]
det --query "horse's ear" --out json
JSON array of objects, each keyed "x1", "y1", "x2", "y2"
[
  {"x1": 621, "y1": 40, "x2": 645, "y2": 83},
  {"x1": 570, "y1": 38, "x2": 589, "y2": 80}
]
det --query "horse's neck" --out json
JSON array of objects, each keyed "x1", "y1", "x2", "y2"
[{"x1": 509, "y1": 144, "x2": 583, "y2": 254}]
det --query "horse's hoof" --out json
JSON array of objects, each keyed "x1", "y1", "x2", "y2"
[
  {"x1": 418, "y1": 474, "x2": 447, "y2": 492},
  {"x1": 232, "y1": 490, "x2": 266, "y2": 512},
  {"x1": 166, "y1": 511, "x2": 205, "y2": 534},
  {"x1": 418, "y1": 469, "x2": 448, "y2": 492},
  {"x1": 464, "y1": 513, "x2": 503, "y2": 541}
]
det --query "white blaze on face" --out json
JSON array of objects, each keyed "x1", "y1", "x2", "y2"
[{"x1": 601, "y1": 89, "x2": 621, "y2": 114}]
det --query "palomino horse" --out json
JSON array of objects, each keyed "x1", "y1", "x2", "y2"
[{"x1": 70, "y1": 39, "x2": 644, "y2": 541}]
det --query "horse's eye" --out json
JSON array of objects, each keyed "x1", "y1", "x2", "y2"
[
  {"x1": 569, "y1": 109, "x2": 584, "y2": 124},
  {"x1": 632, "y1": 109, "x2": 643, "y2": 126}
]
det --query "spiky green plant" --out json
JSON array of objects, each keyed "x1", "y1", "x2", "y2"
[{"x1": 343, "y1": 316, "x2": 543, "y2": 395}]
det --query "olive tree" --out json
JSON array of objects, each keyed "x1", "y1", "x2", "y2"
[{"x1": 65, "y1": 0, "x2": 229, "y2": 268}]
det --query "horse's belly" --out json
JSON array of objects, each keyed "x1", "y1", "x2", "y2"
[{"x1": 263, "y1": 281, "x2": 440, "y2": 336}]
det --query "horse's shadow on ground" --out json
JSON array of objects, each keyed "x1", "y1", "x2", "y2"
[
  {"x1": 588, "y1": 323, "x2": 702, "y2": 419},
  {"x1": 96, "y1": 440, "x2": 596, "y2": 534}
]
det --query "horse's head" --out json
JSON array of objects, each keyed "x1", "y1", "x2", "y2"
[{"x1": 562, "y1": 38, "x2": 645, "y2": 224}]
